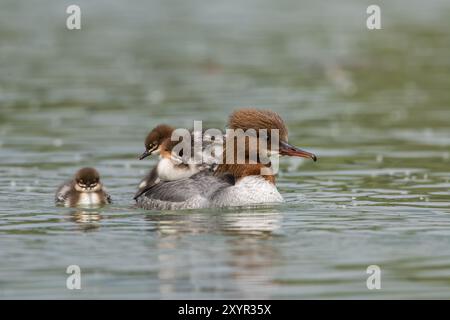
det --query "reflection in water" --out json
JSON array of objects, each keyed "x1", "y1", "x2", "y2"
[
  {"x1": 223, "y1": 211, "x2": 282, "y2": 298},
  {"x1": 221, "y1": 212, "x2": 282, "y2": 236},
  {"x1": 145, "y1": 210, "x2": 281, "y2": 236},
  {"x1": 69, "y1": 209, "x2": 102, "y2": 231},
  {"x1": 230, "y1": 240, "x2": 280, "y2": 299},
  {"x1": 145, "y1": 210, "x2": 282, "y2": 298}
]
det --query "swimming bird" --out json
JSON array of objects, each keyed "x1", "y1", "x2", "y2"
[
  {"x1": 135, "y1": 109, "x2": 316, "y2": 210},
  {"x1": 55, "y1": 167, "x2": 112, "y2": 207}
]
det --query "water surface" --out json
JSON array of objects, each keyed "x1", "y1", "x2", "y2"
[{"x1": 1, "y1": 0, "x2": 450, "y2": 299}]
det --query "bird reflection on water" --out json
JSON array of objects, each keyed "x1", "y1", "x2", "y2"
[
  {"x1": 143, "y1": 209, "x2": 283, "y2": 298},
  {"x1": 69, "y1": 209, "x2": 102, "y2": 232}
]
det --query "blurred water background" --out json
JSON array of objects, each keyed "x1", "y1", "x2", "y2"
[{"x1": 0, "y1": 0, "x2": 450, "y2": 298}]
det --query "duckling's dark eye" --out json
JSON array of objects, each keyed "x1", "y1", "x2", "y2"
[{"x1": 148, "y1": 143, "x2": 154, "y2": 150}]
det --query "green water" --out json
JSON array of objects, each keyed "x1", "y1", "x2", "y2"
[{"x1": 1, "y1": 0, "x2": 450, "y2": 298}]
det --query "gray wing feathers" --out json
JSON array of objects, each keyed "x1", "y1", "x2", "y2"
[
  {"x1": 134, "y1": 166, "x2": 160, "y2": 200},
  {"x1": 135, "y1": 171, "x2": 232, "y2": 209},
  {"x1": 55, "y1": 181, "x2": 72, "y2": 204}
]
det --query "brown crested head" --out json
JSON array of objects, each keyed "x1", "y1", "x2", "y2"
[
  {"x1": 144, "y1": 124, "x2": 174, "y2": 150},
  {"x1": 228, "y1": 108, "x2": 288, "y2": 142},
  {"x1": 227, "y1": 108, "x2": 317, "y2": 162},
  {"x1": 140, "y1": 124, "x2": 174, "y2": 160},
  {"x1": 217, "y1": 109, "x2": 317, "y2": 183},
  {"x1": 75, "y1": 167, "x2": 101, "y2": 188}
]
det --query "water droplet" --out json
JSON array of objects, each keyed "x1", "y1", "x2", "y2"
[
  {"x1": 147, "y1": 90, "x2": 165, "y2": 105},
  {"x1": 53, "y1": 139, "x2": 63, "y2": 147},
  {"x1": 424, "y1": 128, "x2": 433, "y2": 138},
  {"x1": 376, "y1": 154, "x2": 383, "y2": 163}
]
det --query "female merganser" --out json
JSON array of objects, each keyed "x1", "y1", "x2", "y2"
[
  {"x1": 135, "y1": 124, "x2": 222, "y2": 199},
  {"x1": 135, "y1": 109, "x2": 316, "y2": 210},
  {"x1": 55, "y1": 167, "x2": 112, "y2": 207}
]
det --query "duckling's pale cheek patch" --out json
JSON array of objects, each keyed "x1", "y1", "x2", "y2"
[
  {"x1": 74, "y1": 184, "x2": 85, "y2": 192},
  {"x1": 74, "y1": 183, "x2": 102, "y2": 192},
  {"x1": 91, "y1": 183, "x2": 102, "y2": 192}
]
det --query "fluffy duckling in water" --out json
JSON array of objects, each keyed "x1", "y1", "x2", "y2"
[{"x1": 55, "y1": 167, "x2": 112, "y2": 207}]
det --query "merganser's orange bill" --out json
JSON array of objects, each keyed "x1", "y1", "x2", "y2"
[{"x1": 279, "y1": 141, "x2": 317, "y2": 161}]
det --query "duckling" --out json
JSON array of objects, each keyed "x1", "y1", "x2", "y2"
[
  {"x1": 138, "y1": 124, "x2": 175, "y2": 160},
  {"x1": 55, "y1": 167, "x2": 112, "y2": 207},
  {"x1": 134, "y1": 124, "x2": 222, "y2": 199}
]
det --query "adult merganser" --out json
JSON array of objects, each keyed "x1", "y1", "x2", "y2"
[
  {"x1": 135, "y1": 109, "x2": 317, "y2": 210},
  {"x1": 135, "y1": 124, "x2": 222, "y2": 199},
  {"x1": 55, "y1": 167, "x2": 112, "y2": 207}
]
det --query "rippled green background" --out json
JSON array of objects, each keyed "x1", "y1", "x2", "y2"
[{"x1": 1, "y1": 0, "x2": 450, "y2": 298}]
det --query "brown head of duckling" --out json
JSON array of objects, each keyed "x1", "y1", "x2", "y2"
[
  {"x1": 74, "y1": 167, "x2": 102, "y2": 192},
  {"x1": 139, "y1": 124, "x2": 174, "y2": 160}
]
